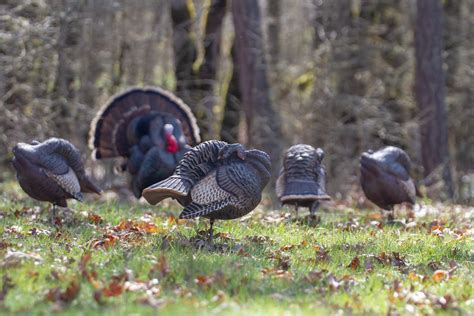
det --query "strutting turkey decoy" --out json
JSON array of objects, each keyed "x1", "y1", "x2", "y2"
[
  {"x1": 142, "y1": 140, "x2": 271, "y2": 242},
  {"x1": 276, "y1": 144, "x2": 330, "y2": 218},
  {"x1": 89, "y1": 87, "x2": 201, "y2": 198},
  {"x1": 360, "y1": 146, "x2": 421, "y2": 221},
  {"x1": 11, "y1": 138, "x2": 101, "y2": 217}
]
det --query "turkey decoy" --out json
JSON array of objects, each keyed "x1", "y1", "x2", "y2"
[
  {"x1": 360, "y1": 146, "x2": 420, "y2": 221},
  {"x1": 142, "y1": 140, "x2": 271, "y2": 242},
  {"x1": 89, "y1": 87, "x2": 201, "y2": 198},
  {"x1": 276, "y1": 144, "x2": 330, "y2": 218},
  {"x1": 12, "y1": 138, "x2": 101, "y2": 217}
]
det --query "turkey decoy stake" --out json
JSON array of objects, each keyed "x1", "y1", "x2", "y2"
[
  {"x1": 12, "y1": 138, "x2": 101, "y2": 218},
  {"x1": 276, "y1": 144, "x2": 331, "y2": 218},
  {"x1": 142, "y1": 140, "x2": 271, "y2": 243},
  {"x1": 360, "y1": 146, "x2": 421, "y2": 221},
  {"x1": 89, "y1": 87, "x2": 201, "y2": 198}
]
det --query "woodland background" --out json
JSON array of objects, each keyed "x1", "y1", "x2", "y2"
[{"x1": 0, "y1": 0, "x2": 473, "y2": 204}]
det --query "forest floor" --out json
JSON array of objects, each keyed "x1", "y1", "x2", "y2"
[{"x1": 0, "y1": 181, "x2": 472, "y2": 315}]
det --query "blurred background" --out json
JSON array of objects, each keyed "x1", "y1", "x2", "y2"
[{"x1": 0, "y1": 0, "x2": 472, "y2": 204}]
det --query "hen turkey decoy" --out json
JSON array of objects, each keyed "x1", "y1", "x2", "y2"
[
  {"x1": 12, "y1": 138, "x2": 101, "y2": 215},
  {"x1": 89, "y1": 87, "x2": 201, "y2": 198},
  {"x1": 142, "y1": 140, "x2": 271, "y2": 242},
  {"x1": 276, "y1": 144, "x2": 330, "y2": 217},
  {"x1": 360, "y1": 146, "x2": 420, "y2": 221}
]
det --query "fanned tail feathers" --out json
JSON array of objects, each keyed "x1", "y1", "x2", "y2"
[
  {"x1": 280, "y1": 179, "x2": 331, "y2": 202},
  {"x1": 89, "y1": 87, "x2": 201, "y2": 160},
  {"x1": 142, "y1": 175, "x2": 192, "y2": 205}
]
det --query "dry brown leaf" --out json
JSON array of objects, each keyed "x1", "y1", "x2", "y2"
[
  {"x1": 368, "y1": 212, "x2": 382, "y2": 220},
  {"x1": 46, "y1": 279, "x2": 80, "y2": 304},
  {"x1": 195, "y1": 275, "x2": 214, "y2": 288},
  {"x1": 101, "y1": 275, "x2": 125, "y2": 297},
  {"x1": 347, "y1": 256, "x2": 360, "y2": 270},
  {"x1": 280, "y1": 245, "x2": 295, "y2": 251},
  {"x1": 432, "y1": 270, "x2": 448, "y2": 282},
  {"x1": 88, "y1": 214, "x2": 103, "y2": 224}
]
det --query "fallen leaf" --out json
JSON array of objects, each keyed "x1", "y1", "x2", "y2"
[
  {"x1": 408, "y1": 271, "x2": 420, "y2": 281},
  {"x1": 91, "y1": 234, "x2": 119, "y2": 249},
  {"x1": 432, "y1": 270, "x2": 448, "y2": 282},
  {"x1": 195, "y1": 275, "x2": 214, "y2": 288},
  {"x1": 102, "y1": 280, "x2": 123, "y2": 297},
  {"x1": 280, "y1": 245, "x2": 295, "y2": 251},
  {"x1": 46, "y1": 279, "x2": 80, "y2": 304},
  {"x1": 368, "y1": 212, "x2": 382, "y2": 220},
  {"x1": 347, "y1": 256, "x2": 360, "y2": 270},
  {"x1": 88, "y1": 213, "x2": 103, "y2": 224}
]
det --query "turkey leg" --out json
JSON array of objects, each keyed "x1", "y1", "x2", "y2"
[
  {"x1": 309, "y1": 201, "x2": 320, "y2": 216},
  {"x1": 209, "y1": 218, "x2": 215, "y2": 244}
]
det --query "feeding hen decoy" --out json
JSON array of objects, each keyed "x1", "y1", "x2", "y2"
[
  {"x1": 276, "y1": 144, "x2": 330, "y2": 218},
  {"x1": 89, "y1": 87, "x2": 201, "y2": 198},
  {"x1": 360, "y1": 146, "x2": 421, "y2": 221},
  {"x1": 11, "y1": 138, "x2": 101, "y2": 216},
  {"x1": 142, "y1": 140, "x2": 271, "y2": 242}
]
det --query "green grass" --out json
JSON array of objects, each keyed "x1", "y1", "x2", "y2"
[{"x1": 0, "y1": 181, "x2": 473, "y2": 315}]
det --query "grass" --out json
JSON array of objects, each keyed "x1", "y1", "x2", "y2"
[{"x1": 0, "y1": 181, "x2": 473, "y2": 315}]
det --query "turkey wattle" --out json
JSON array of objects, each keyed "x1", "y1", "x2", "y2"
[
  {"x1": 89, "y1": 87, "x2": 201, "y2": 198},
  {"x1": 142, "y1": 140, "x2": 271, "y2": 242}
]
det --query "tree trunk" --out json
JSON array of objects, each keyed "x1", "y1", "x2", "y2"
[
  {"x1": 232, "y1": 0, "x2": 283, "y2": 192},
  {"x1": 53, "y1": 0, "x2": 82, "y2": 134},
  {"x1": 170, "y1": 0, "x2": 198, "y2": 104},
  {"x1": 196, "y1": 0, "x2": 227, "y2": 139},
  {"x1": 415, "y1": 0, "x2": 454, "y2": 199},
  {"x1": 267, "y1": 0, "x2": 280, "y2": 66},
  {"x1": 220, "y1": 44, "x2": 241, "y2": 143}
]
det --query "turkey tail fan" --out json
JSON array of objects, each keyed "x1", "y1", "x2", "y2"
[
  {"x1": 79, "y1": 177, "x2": 102, "y2": 195},
  {"x1": 280, "y1": 180, "x2": 331, "y2": 203},
  {"x1": 89, "y1": 86, "x2": 201, "y2": 160},
  {"x1": 142, "y1": 175, "x2": 192, "y2": 205}
]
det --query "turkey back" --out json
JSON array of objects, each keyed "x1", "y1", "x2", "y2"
[{"x1": 89, "y1": 87, "x2": 201, "y2": 159}]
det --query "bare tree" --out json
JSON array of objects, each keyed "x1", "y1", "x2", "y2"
[
  {"x1": 170, "y1": 0, "x2": 198, "y2": 102},
  {"x1": 196, "y1": 0, "x2": 227, "y2": 139},
  {"x1": 220, "y1": 44, "x2": 241, "y2": 143},
  {"x1": 232, "y1": 0, "x2": 283, "y2": 188},
  {"x1": 415, "y1": 0, "x2": 454, "y2": 199},
  {"x1": 267, "y1": 0, "x2": 281, "y2": 66}
]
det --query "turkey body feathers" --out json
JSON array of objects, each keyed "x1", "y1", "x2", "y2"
[
  {"x1": 360, "y1": 146, "x2": 417, "y2": 210},
  {"x1": 142, "y1": 140, "x2": 228, "y2": 205},
  {"x1": 12, "y1": 138, "x2": 101, "y2": 207},
  {"x1": 142, "y1": 140, "x2": 271, "y2": 221},
  {"x1": 277, "y1": 144, "x2": 330, "y2": 208}
]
